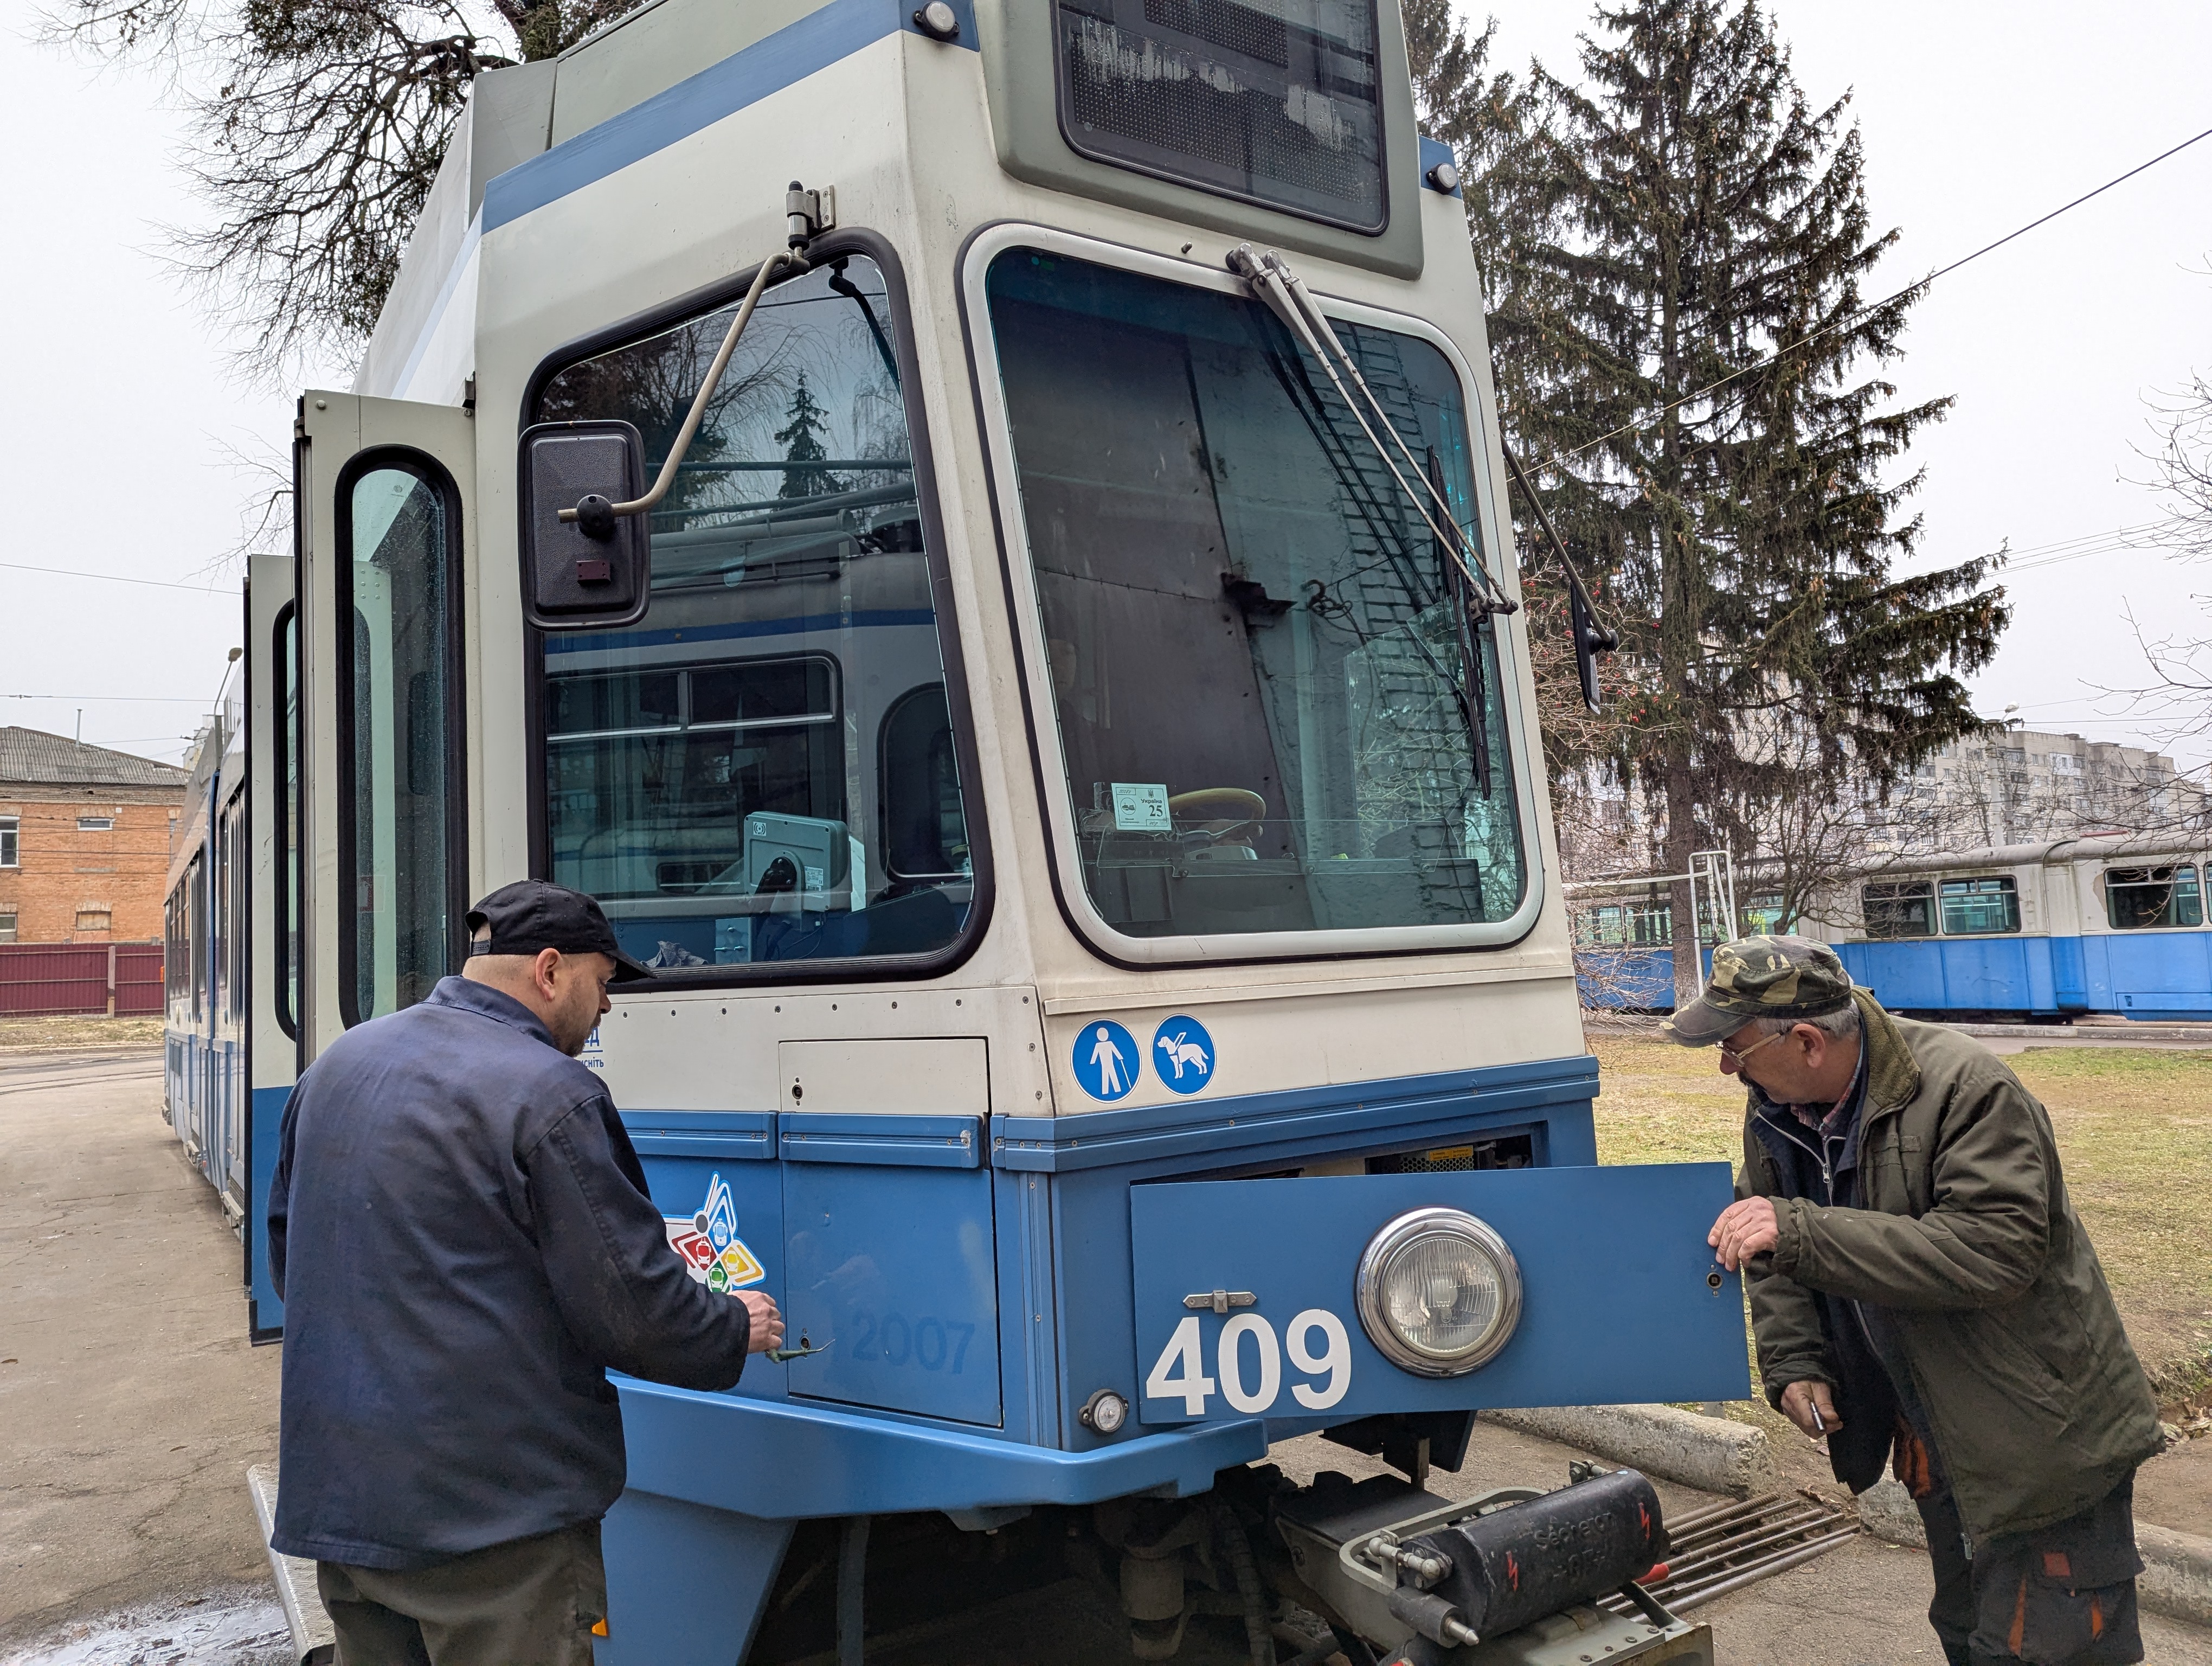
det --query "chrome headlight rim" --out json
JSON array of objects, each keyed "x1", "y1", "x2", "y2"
[{"x1": 1355, "y1": 1206, "x2": 1523, "y2": 1377}]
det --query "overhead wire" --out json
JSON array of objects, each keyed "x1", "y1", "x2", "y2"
[
  {"x1": 1561, "y1": 123, "x2": 2212, "y2": 461},
  {"x1": 0, "y1": 558, "x2": 235, "y2": 595},
  {"x1": 3, "y1": 693, "x2": 214, "y2": 703}
]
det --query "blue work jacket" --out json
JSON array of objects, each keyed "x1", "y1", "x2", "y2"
[{"x1": 268, "y1": 975, "x2": 753, "y2": 1569}]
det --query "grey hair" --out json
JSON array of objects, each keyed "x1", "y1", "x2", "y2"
[{"x1": 1756, "y1": 1003, "x2": 1861, "y2": 1041}]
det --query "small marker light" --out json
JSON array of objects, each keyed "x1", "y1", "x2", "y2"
[
  {"x1": 913, "y1": 2, "x2": 960, "y2": 40},
  {"x1": 1425, "y1": 161, "x2": 1462, "y2": 194},
  {"x1": 1080, "y1": 1388, "x2": 1129, "y2": 1434}
]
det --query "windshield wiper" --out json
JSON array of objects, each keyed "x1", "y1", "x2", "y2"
[{"x1": 1227, "y1": 245, "x2": 1515, "y2": 618}]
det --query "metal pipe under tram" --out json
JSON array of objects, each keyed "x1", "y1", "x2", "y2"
[{"x1": 239, "y1": 2, "x2": 1755, "y2": 1660}]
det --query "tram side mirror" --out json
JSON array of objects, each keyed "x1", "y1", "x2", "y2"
[
  {"x1": 519, "y1": 420, "x2": 651, "y2": 630},
  {"x1": 1570, "y1": 582, "x2": 1619, "y2": 713}
]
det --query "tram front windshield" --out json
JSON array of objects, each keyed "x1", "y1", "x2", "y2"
[
  {"x1": 985, "y1": 249, "x2": 1525, "y2": 940},
  {"x1": 533, "y1": 256, "x2": 974, "y2": 973}
]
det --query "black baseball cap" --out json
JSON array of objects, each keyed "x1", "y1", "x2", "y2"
[{"x1": 465, "y1": 880, "x2": 651, "y2": 982}]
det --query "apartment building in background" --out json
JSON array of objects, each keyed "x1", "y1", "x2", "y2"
[
  {"x1": 1884, "y1": 726, "x2": 2211, "y2": 849},
  {"x1": 0, "y1": 728, "x2": 190, "y2": 944}
]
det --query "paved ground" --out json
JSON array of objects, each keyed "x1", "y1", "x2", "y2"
[
  {"x1": 0, "y1": 1048, "x2": 284, "y2": 1658},
  {"x1": 0, "y1": 1045, "x2": 2204, "y2": 1663}
]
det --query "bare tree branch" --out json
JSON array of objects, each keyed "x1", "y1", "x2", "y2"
[{"x1": 44, "y1": 0, "x2": 630, "y2": 382}]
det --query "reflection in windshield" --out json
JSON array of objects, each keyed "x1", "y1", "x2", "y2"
[
  {"x1": 986, "y1": 248, "x2": 1524, "y2": 939},
  {"x1": 533, "y1": 257, "x2": 973, "y2": 972}
]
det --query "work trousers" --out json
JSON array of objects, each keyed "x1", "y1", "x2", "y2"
[
  {"x1": 316, "y1": 1518, "x2": 606, "y2": 1666},
  {"x1": 1915, "y1": 1474, "x2": 2143, "y2": 1666}
]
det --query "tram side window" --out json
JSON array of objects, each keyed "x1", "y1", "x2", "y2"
[
  {"x1": 532, "y1": 254, "x2": 976, "y2": 975},
  {"x1": 983, "y1": 248, "x2": 1525, "y2": 942},
  {"x1": 2104, "y1": 864, "x2": 2202, "y2": 930},
  {"x1": 185, "y1": 854, "x2": 205, "y2": 1022},
  {"x1": 1861, "y1": 880, "x2": 1934, "y2": 939},
  {"x1": 1574, "y1": 902, "x2": 1671, "y2": 947},
  {"x1": 1938, "y1": 875, "x2": 2020, "y2": 935},
  {"x1": 226, "y1": 800, "x2": 248, "y2": 1024},
  {"x1": 340, "y1": 460, "x2": 462, "y2": 1022}
]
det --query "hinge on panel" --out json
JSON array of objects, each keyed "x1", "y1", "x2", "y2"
[
  {"x1": 1184, "y1": 1289, "x2": 1257, "y2": 1314},
  {"x1": 785, "y1": 182, "x2": 836, "y2": 251},
  {"x1": 463, "y1": 375, "x2": 477, "y2": 416}
]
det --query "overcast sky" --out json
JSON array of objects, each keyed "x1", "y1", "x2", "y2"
[{"x1": 3, "y1": 3, "x2": 2209, "y2": 771}]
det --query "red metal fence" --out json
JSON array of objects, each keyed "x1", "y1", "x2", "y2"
[{"x1": 0, "y1": 943, "x2": 164, "y2": 1018}]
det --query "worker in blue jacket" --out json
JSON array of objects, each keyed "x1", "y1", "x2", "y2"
[{"x1": 268, "y1": 880, "x2": 782, "y2": 1665}]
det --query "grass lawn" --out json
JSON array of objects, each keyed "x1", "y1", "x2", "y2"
[
  {"x1": 1590, "y1": 1034, "x2": 2212, "y2": 1408},
  {"x1": 0, "y1": 1014, "x2": 166, "y2": 1051}
]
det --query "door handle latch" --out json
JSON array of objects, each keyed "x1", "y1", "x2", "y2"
[{"x1": 1184, "y1": 1289, "x2": 1257, "y2": 1314}]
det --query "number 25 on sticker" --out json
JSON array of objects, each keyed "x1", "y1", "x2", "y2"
[{"x1": 1144, "y1": 1309, "x2": 1350, "y2": 1417}]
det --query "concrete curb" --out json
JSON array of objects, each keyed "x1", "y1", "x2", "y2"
[
  {"x1": 1855, "y1": 1479, "x2": 2212, "y2": 1628},
  {"x1": 1486, "y1": 1404, "x2": 1782, "y2": 1500},
  {"x1": 2139, "y1": 1523, "x2": 2212, "y2": 1627}
]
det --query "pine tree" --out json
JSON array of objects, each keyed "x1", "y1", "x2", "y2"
[
  {"x1": 1494, "y1": 0, "x2": 2007, "y2": 1000},
  {"x1": 1401, "y1": 0, "x2": 1527, "y2": 311},
  {"x1": 774, "y1": 373, "x2": 847, "y2": 501}
]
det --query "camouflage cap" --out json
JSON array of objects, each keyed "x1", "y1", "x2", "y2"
[{"x1": 1661, "y1": 934, "x2": 1855, "y2": 1046}]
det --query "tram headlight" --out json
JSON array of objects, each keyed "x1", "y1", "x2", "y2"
[{"x1": 1355, "y1": 1208, "x2": 1523, "y2": 1377}]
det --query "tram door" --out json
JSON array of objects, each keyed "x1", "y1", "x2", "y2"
[
  {"x1": 292, "y1": 394, "x2": 475, "y2": 1066},
  {"x1": 245, "y1": 551, "x2": 296, "y2": 1338}
]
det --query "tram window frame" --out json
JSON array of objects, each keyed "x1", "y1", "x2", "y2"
[
  {"x1": 271, "y1": 601, "x2": 300, "y2": 1040},
  {"x1": 961, "y1": 225, "x2": 1545, "y2": 968},
  {"x1": 333, "y1": 448, "x2": 470, "y2": 1028},
  {"x1": 225, "y1": 790, "x2": 249, "y2": 1027},
  {"x1": 516, "y1": 230, "x2": 994, "y2": 989},
  {"x1": 1860, "y1": 880, "x2": 1935, "y2": 940},
  {"x1": 1937, "y1": 875, "x2": 2021, "y2": 937},
  {"x1": 2101, "y1": 863, "x2": 2203, "y2": 931}
]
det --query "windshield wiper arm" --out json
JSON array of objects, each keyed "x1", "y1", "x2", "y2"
[{"x1": 1227, "y1": 245, "x2": 1516, "y2": 618}]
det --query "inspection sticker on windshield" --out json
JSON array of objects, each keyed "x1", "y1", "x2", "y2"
[
  {"x1": 665, "y1": 1171, "x2": 765, "y2": 1293},
  {"x1": 1110, "y1": 783, "x2": 1171, "y2": 832}
]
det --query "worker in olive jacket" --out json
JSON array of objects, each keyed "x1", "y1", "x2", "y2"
[{"x1": 1679, "y1": 935, "x2": 2161, "y2": 1666}]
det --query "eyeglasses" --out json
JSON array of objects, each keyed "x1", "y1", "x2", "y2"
[{"x1": 1718, "y1": 1029, "x2": 1788, "y2": 1068}]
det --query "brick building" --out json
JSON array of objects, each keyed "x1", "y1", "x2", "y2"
[{"x1": 0, "y1": 728, "x2": 190, "y2": 945}]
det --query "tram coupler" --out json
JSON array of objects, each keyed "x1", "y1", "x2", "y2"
[{"x1": 1273, "y1": 1469, "x2": 1713, "y2": 1664}]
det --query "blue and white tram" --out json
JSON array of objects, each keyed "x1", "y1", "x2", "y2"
[
  {"x1": 1803, "y1": 838, "x2": 2212, "y2": 1021},
  {"x1": 162, "y1": 663, "x2": 249, "y2": 1228},
  {"x1": 235, "y1": 3, "x2": 1752, "y2": 1659}
]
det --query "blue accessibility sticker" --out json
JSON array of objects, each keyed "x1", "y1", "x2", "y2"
[
  {"x1": 1074, "y1": 1020, "x2": 1140, "y2": 1102},
  {"x1": 1150, "y1": 1015, "x2": 1216, "y2": 1095}
]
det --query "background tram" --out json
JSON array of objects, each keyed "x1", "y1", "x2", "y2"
[
  {"x1": 187, "y1": 2, "x2": 1757, "y2": 1660},
  {"x1": 161, "y1": 658, "x2": 250, "y2": 1228},
  {"x1": 1810, "y1": 838, "x2": 2212, "y2": 1020},
  {"x1": 1575, "y1": 838, "x2": 2212, "y2": 1022}
]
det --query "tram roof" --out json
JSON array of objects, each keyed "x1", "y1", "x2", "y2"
[{"x1": 1855, "y1": 834, "x2": 2212, "y2": 875}]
